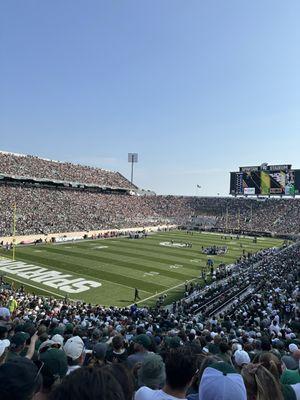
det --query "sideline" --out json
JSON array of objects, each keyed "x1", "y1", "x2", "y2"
[{"x1": 0, "y1": 225, "x2": 177, "y2": 246}]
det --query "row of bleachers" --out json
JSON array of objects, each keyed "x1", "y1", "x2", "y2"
[{"x1": 0, "y1": 151, "x2": 134, "y2": 189}]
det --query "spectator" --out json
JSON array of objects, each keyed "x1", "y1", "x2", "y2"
[
  {"x1": 135, "y1": 348, "x2": 196, "y2": 400},
  {"x1": 88, "y1": 343, "x2": 108, "y2": 367},
  {"x1": 63, "y1": 336, "x2": 85, "y2": 375},
  {"x1": 103, "y1": 364, "x2": 135, "y2": 400},
  {"x1": 106, "y1": 335, "x2": 128, "y2": 364},
  {"x1": 37, "y1": 348, "x2": 68, "y2": 400},
  {"x1": 0, "y1": 338, "x2": 10, "y2": 365},
  {"x1": 48, "y1": 366, "x2": 126, "y2": 400},
  {"x1": 199, "y1": 362, "x2": 247, "y2": 400},
  {"x1": 281, "y1": 362, "x2": 300, "y2": 386},
  {"x1": 137, "y1": 354, "x2": 166, "y2": 389},
  {"x1": 128, "y1": 334, "x2": 151, "y2": 368},
  {"x1": 6, "y1": 331, "x2": 30, "y2": 360},
  {"x1": 233, "y1": 350, "x2": 251, "y2": 370},
  {"x1": 0, "y1": 357, "x2": 43, "y2": 400},
  {"x1": 282, "y1": 344, "x2": 300, "y2": 370},
  {"x1": 242, "y1": 363, "x2": 284, "y2": 400}
]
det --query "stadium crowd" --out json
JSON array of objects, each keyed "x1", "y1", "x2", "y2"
[
  {"x1": 0, "y1": 151, "x2": 134, "y2": 189},
  {"x1": 0, "y1": 186, "x2": 162, "y2": 235},
  {"x1": 0, "y1": 242, "x2": 299, "y2": 400},
  {"x1": 0, "y1": 151, "x2": 300, "y2": 238},
  {"x1": 1, "y1": 185, "x2": 300, "y2": 237}
]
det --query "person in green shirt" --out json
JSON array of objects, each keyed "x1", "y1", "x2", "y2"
[
  {"x1": 281, "y1": 367, "x2": 300, "y2": 385},
  {"x1": 6, "y1": 331, "x2": 38, "y2": 361},
  {"x1": 6, "y1": 332, "x2": 29, "y2": 361},
  {"x1": 7, "y1": 296, "x2": 18, "y2": 314}
]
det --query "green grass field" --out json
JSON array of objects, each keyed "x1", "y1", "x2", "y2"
[{"x1": 0, "y1": 231, "x2": 283, "y2": 306}]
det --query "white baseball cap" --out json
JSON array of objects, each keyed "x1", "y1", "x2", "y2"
[
  {"x1": 64, "y1": 336, "x2": 84, "y2": 360},
  {"x1": 234, "y1": 350, "x2": 251, "y2": 366},
  {"x1": 0, "y1": 339, "x2": 10, "y2": 357},
  {"x1": 51, "y1": 334, "x2": 64, "y2": 347},
  {"x1": 38, "y1": 340, "x2": 55, "y2": 353},
  {"x1": 289, "y1": 343, "x2": 298, "y2": 353},
  {"x1": 199, "y1": 363, "x2": 247, "y2": 400}
]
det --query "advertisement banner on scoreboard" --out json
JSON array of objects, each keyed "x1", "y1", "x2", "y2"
[{"x1": 244, "y1": 187, "x2": 255, "y2": 195}]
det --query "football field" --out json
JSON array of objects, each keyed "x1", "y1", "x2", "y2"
[{"x1": 0, "y1": 231, "x2": 283, "y2": 306}]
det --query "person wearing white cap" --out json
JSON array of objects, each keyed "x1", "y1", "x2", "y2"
[
  {"x1": 289, "y1": 344, "x2": 299, "y2": 354},
  {"x1": 0, "y1": 305, "x2": 10, "y2": 320},
  {"x1": 51, "y1": 334, "x2": 64, "y2": 348},
  {"x1": 38, "y1": 339, "x2": 55, "y2": 353},
  {"x1": 269, "y1": 320, "x2": 280, "y2": 335},
  {"x1": 281, "y1": 344, "x2": 300, "y2": 370},
  {"x1": 199, "y1": 362, "x2": 247, "y2": 400},
  {"x1": 0, "y1": 339, "x2": 10, "y2": 365},
  {"x1": 63, "y1": 336, "x2": 85, "y2": 375},
  {"x1": 233, "y1": 350, "x2": 251, "y2": 371}
]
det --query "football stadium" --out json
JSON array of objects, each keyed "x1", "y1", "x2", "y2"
[
  {"x1": 1, "y1": 3, "x2": 300, "y2": 400},
  {"x1": 0, "y1": 151, "x2": 295, "y2": 306},
  {"x1": 0, "y1": 150, "x2": 299, "y2": 400}
]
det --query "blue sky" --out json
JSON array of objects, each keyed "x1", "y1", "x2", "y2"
[{"x1": 0, "y1": 1, "x2": 299, "y2": 195}]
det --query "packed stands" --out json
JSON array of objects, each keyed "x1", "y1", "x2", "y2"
[
  {"x1": 0, "y1": 151, "x2": 134, "y2": 189},
  {"x1": 1, "y1": 150, "x2": 300, "y2": 238},
  {"x1": 1, "y1": 185, "x2": 300, "y2": 237},
  {"x1": 0, "y1": 187, "x2": 161, "y2": 236}
]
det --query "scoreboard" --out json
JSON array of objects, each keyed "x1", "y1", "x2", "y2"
[{"x1": 230, "y1": 164, "x2": 300, "y2": 196}]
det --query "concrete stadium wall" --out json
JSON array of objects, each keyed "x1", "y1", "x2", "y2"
[{"x1": 0, "y1": 225, "x2": 177, "y2": 245}]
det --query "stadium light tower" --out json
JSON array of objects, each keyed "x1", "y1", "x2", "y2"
[{"x1": 128, "y1": 153, "x2": 138, "y2": 185}]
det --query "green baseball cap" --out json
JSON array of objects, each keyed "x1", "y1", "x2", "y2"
[
  {"x1": 52, "y1": 327, "x2": 64, "y2": 336},
  {"x1": 169, "y1": 336, "x2": 182, "y2": 349},
  {"x1": 164, "y1": 336, "x2": 182, "y2": 349},
  {"x1": 133, "y1": 334, "x2": 151, "y2": 349},
  {"x1": 10, "y1": 332, "x2": 30, "y2": 348},
  {"x1": 64, "y1": 323, "x2": 74, "y2": 334},
  {"x1": 40, "y1": 348, "x2": 68, "y2": 378}
]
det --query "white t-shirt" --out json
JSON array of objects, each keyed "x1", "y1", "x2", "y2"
[
  {"x1": 291, "y1": 383, "x2": 300, "y2": 400},
  {"x1": 135, "y1": 387, "x2": 185, "y2": 400},
  {"x1": 269, "y1": 324, "x2": 280, "y2": 334},
  {"x1": 67, "y1": 365, "x2": 81, "y2": 375}
]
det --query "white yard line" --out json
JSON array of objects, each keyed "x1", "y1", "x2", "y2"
[{"x1": 132, "y1": 277, "x2": 198, "y2": 306}]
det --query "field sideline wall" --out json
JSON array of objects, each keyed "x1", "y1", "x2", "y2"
[{"x1": 0, "y1": 225, "x2": 177, "y2": 245}]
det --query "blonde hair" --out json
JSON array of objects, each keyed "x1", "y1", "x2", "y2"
[
  {"x1": 258, "y1": 352, "x2": 282, "y2": 379},
  {"x1": 241, "y1": 363, "x2": 284, "y2": 400}
]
